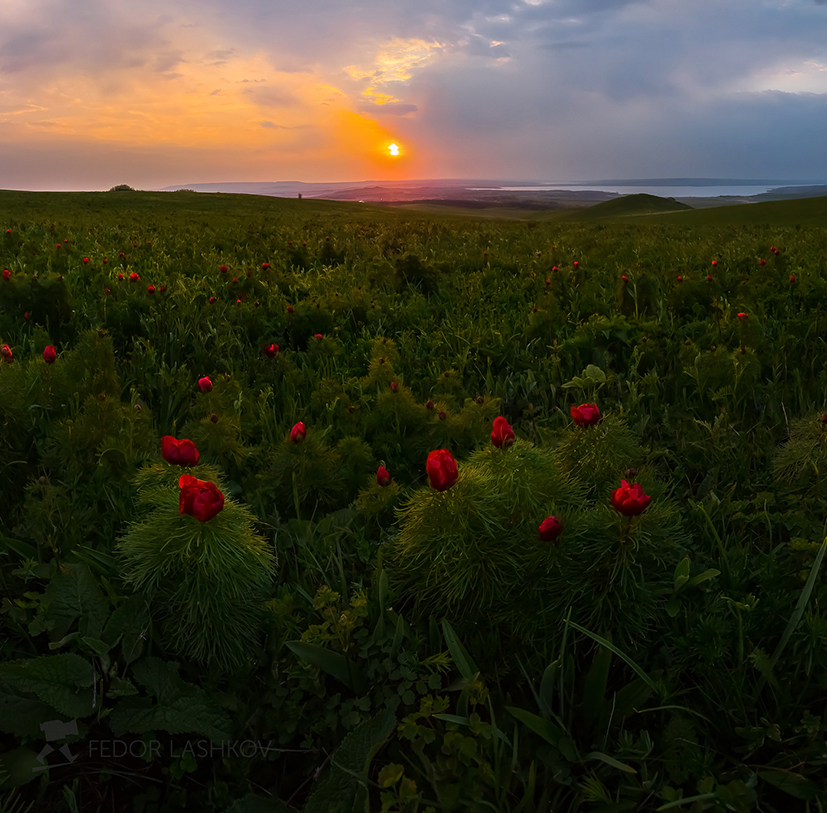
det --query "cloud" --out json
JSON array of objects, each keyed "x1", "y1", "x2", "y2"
[{"x1": 357, "y1": 102, "x2": 419, "y2": 115}]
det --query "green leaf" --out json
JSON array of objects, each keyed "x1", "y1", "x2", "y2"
[
  {"x1": 586, "y1": 751, "x2": 637, "y2": 774},
  {"x1": 538, "y1": 660, "x2": 559, "y2": 720},
  {"x1": 758, "y1": 770, "x2": 820, "y2": 800},
  {"x1": 665, "y1": 598, "x2": 680, "y2": 618},
  {"x1": 673, "y1": 557, "x2": 690, "y2": 591},
  {"x1": 42, "y1": 563, "x2": 109, "y2": 641},
  {"x1": 101, "y1": 594, "x2": 149, "y2": 664},
  {"x1": 506, "y1": 706, "x2": 571, "y2": 756},
  {"x1": 286, "y1": 642, "x2": 365, "y2": 692},
  {"x1": 583, "y1": 645, "x2": 612, "y2": 726},
  {"x1": 106, "y1": 677, "x2": 138, "y2": 699},
  {"x1": 0, "y1": 654, "x2": 95, "y2": 718},
  {"x1": 442, "y1": 621, "x2": 479, "y2": 680},
  {"x1": 71, "y1": 546, "x2": 118, "y2": 579},
  {"x1": 224, "y1": 794, "x2": 298, "y2": 813},
  {"x1": 585, "y1": 364, "x2": 606, "y2": 383},
  {"x1": 109, "y1": 657, "x2": 232, "y2": 741},
  {"x1": 0, "y1": 691, "x2": 61, "y2": 738},
  {"x1": 303, "y1": 707, "x2": 397, "y2": 813},
  {"x1": 686, "y1": 568, "x2": 720, "y2": 588}
]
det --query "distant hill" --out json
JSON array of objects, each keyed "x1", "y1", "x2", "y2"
[{"x1": 574, "y1": 193, "x2": 694, "y2": 219}]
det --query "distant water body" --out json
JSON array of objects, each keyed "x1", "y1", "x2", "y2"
[{"x1": 469, "y1": 184, "x2": 817, "y2": 198}]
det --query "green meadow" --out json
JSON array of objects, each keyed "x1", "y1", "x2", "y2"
[{"x1": 2, "y1": 189, "x2": 827, "y2": 812}]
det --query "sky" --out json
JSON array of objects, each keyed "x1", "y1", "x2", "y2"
[{"x1": 0, "y1": 0, "x2": 826, "y2": 190}]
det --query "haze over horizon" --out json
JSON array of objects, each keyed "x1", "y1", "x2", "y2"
[{"x1": 1, "y1": 0, "x2": 825, "y2": 192}]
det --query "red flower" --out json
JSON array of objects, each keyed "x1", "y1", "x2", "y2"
[
  {"x1": 376, "y1": 465, "x2": 392, "y2": 487},
  {"x1": 571, "y1": 403, "x2": 601, "y2": 427},
  {"x1": 232, "y1": 277, "x2": 238, "y2": 284},
  {"x1": 263, "y1": 343, "x2": 279, "y2": 358},
  {"x1": 1, "y1": 344, "x2": 12, "y2": 363},
  {"x1": 2, "y1": 269, "x2": 9, "y2": 280},
  {"x1": 427, "y1": 449, "x2": 458, "y2": 492},
  {"x1": 261, "y1": 262, "x2": 271, "y2": 270},
  {"x1": 160, "y1": 285, "x2": 166, "y2": 293},
  {"x1": 621, "y1": 275, "x2": 628, "y2": 284},
  {"x1": 426, "y1": 400, "x2": 434, "y2": 410},
  {"x1": 198, "y1": 376, "x2": 212, "y2": 392},
  {"x1": 118, "y1": 252, "x2": 125, "y2": 259},
  {"x1": 545, "y1": 278, "x2": 550, "y2": 285},
  {"x1": 219, "y1": 265, "x2": 228, "y2": 273},
  {"x1": 538, "y1": 516, "x2": 563, "y2": 542},
  {"x1": 552, "y1": 265, "x2": 558, "y2": 272},
  {"x1": 790, "y1": 275, "x2": 796, "y2": 284},
  {"x1": 55, "y1": 243, "x2": 61, "y2": 249},
  {"x1": 737, "y1": 312, "x2": 747, "y2": 321},
  {"x1": 147, "y1": 284, "x2": 155, "y2": 294},
  {"x1": 315, "y1": 333, "x2": 322, "y2": 340},
  {"x1": 774, "y1": 249, "x2": 780, "y2": 256},
  {"x1": 676, "y1": 275, "x2": 683, "y2": 283},
  {"x1": 770, "y1": 246, "x2": 775, "y2": 252},
  {"x1": 83, "y1": 257, "x2": 89, "y2": 264},
  {"x1": 103, "y1": 258, "x2": 108, "y2": 264},
  {"x1": 706, "y1": 275, "x2": 713, "y2": 283},
  {"x1": 491, "y1": 416, "x2": 515, "y2": 448},
  {"x1": 759, "y1": 259, "x2": 766, "y2": 266},
  {"x1": 161, "y1": 436, "x2": 200, "y2": 466},
  {"x1": 179, "y1": 474, "x2": 224, "y2": 522},
  {"x1": 711, "y1": 260, "x2": 717, "y2": 267},
  {"x1": 43, "y1": 345, "x2": 57, "y2": 364},
  {"x1": 104, "y1": 287, "x2": 111, "y2": 295},
  {"x1": 23, "y1": 311, "x2": 29, "y2": 322},
  {"x1": 611, "y1": 480, "x2": 651, "y2": 516},
  {"x1": 290, "y1": 421, "x2": 306, "y2": 443},
  {"x1": 438, "y1": 410, "x2": 447, "y2": 421},
  {"x1": 118, "y1": 273, "x2": 124, "y2": 281},
  {"x1": 130, "y1": 272, "x2": 140, "y2": 281},
  {"x1": 390, "y1": 381, "x2": 398, "y2": 392},
  {"x1": 573, "y1": 261, "x2": 579, "y2": 269},
  {"x1": 209, "y1": 296, "x2": 217, "y2": 304},
  {"x1": 287, "y1": 305, "x2": 294, "y2": 314}
]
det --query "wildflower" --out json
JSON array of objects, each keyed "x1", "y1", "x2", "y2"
[
  {"x1": 210, "y1": 413, "x2": 219, "y2": 423},
  {"x1": 147, "y1": 284, "x2": 155, "y2": 294},
  {"x1": 198, "y1": 376, "x2": 213, "y2": 392},
  {"x1": 1, "y1": 344, "x2": 12, "y2": 363},
  {"x1": 622, "y1": 275, "x2": 628, "y2": 284},
  {"x1": 130, "y1": 272, "x2": 140, "y2": 281},
  {"x1": 438, "y1": 411, "x2": 447, "y2": 421},
  {"x1": 491, "y1": 416, "x2": 515, "y2": 448},
  {"x1": 425, "y1": 400, "x2": 434, "y2": 410},
  {"x1": 2, "y1": 269, "x2": 9, "y2": 280},
  {"x1": 426, "y1": 449, "x2": 458, "y2": 492},
  {"x1": 209, "y1": 296, "x2": 217, "y2": 304},
  {"x1": 538, "y1": 516, "x2": 563, "y2": 542},
  {"x1": 376, "y1": 466, "x2": 392, "y2": 487},
  {"x1": 178, "y1": 475, "x2": 224, "y2": 522},
  {"x1": 43, "y1": 346, "x2": 57, "y2": 364},
  {"x1": 263, "y1": 343, "x2": 279, "y2": 358},
  {"x1": 220, "y1": 265, "x2": 228, "y2": 273},
  {"x1": 737, "y1": 312, "x2": 747, "y2": 321},
  {"x1": 573, "y1": 261, "x2": 579, "y2": 269},
  {"x1": 290, "y1": 422, "x2": 306, "y2": 443},
  {"x1": 676, "y1": 275, "x2": 683, "y2": 283},
  {"x1": 261, "y1": 262, "x2": 270, "y2": 270},
  {"x1": 790, "y1": 275, "x2": 796, "y2": 284},
  {"x1": 759, "y1": 259, "x2": 766, "y2": 266},
  {"x1": 161, "y1": 436, "x2": 200, "y2": 466},
  {"x1": 707, "y1": 275, "x2": 713, "y2": 283},
  {"x1": 287, "y1": 305, "x2": 294, "y2": 314},
  {"x1": 711, "y1": 260, "x2": 717, "y2": 267},
  {"x1": 570, "y1": 403, "x2": 601, "y2": 428},
  {"x1": 83, "y1": 257, "x2": 89, "y2": 264},
  {"x1": 390, "y1": 381, "x2": 398, "y2": 392},
  {"x1": 118, "y1": 273, "x2": 124, "y2": 281},
  {"x1": 611, "y1": 480, "x2": 651, "y2": 516}
]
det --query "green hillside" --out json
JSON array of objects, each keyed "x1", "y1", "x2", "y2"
[{"x1": 571, "y1": 192, "x2": 694, "y2": 219}]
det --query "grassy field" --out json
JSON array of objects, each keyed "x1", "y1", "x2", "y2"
[{"x1": 2, "y1": 189, "x2": 827, "y2": 812}]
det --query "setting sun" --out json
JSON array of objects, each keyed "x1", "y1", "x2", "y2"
[{"x1": 388, "y1": 143, "x2": 400, "y2": 156}]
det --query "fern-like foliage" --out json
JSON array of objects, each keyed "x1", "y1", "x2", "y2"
[{"x1": 116, "y1": 464, "x2": 276, "y2": 670}]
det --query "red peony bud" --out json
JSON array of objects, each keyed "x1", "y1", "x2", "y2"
[
  {"x1": 426, "y1": 400, "x2": 434, "y2": 410},
  {"x1": 538, "y1": 516, "x2": 563, "y2": 542},
  {"x1": 621, "y1": 275, "x2": 628, "y2": 284},
  {"x1": 147, "y1": 284, "x2": 155, "y2": 294},
  {"x1": 570, "y1": 403, "x2": 601, "y2": 428},
  {"x1": 198, "y1": 376, "x2": 213, "y2": 392},
  {"x1": 83, "y1": 257, "x2": 89, "y2": 264},
  {"x1": 130, "y1": 272, "x2": 139, "y2": 281},
  {"x1": 261, "y1": 262, "x2": 270, "y2": 270},
  {"x1": 676, "y1": 275, "x2": 683, "y2": 283},
  {"x1": 287, "y1": 305, "x2": 294, "y2": 314},
  {"x1": 2, "y1": 269, "x2": 9, "y2": 280},
  {"x1": 178, "y1": 474, "x2": 224, "y2": 522},
  {"x1": 290, "y1": 421, "x2": 306, "y2": 443},
  {"x1": 43, "y1": 345, "x2": 57, "y2": 364},
  {"x1": 263, "y1": 343, "x2": 279, "y2": 358},
  {"x1": 491, "y1": 416, "x2": 515, "y2": 448},
  {"x1": 737, "y1": 312, "x2": 747, "y2": 321},
  {"x1": 573, "y1": 261, "x2": 579, "y2": 269},
  {"x1": 219, "y1": 265, "x2": 228, "y2": 273},
  {"x1": 209, "y1": 296, "x2": 216, "y2": 304},
  {"x1": 390, "y1": 381, "x2": 398, "y2": 392},
  {"x1": 611, "y1": 480, "x2": 651, "y2": 516},
  {"x1": 1, "y1": 344, "x2": 12, "y2": 363},
  {"x1": 759, "y1": 259, "x2": 766, "y2": 266},
  {"x1": 426, "y1": 449, "x2": 458, "y2": 492},
  {"x1": 438, "y1": 410, "x2": 447, "y2": 421},
  {"x1": 210, "y1": 413, "x2": 219, "y2": 423},
  {"x1": 161, "y1": 436, "x2": 200, "y2": 466},
  {"x1": 376, "y1": 465, "x2": 392, "y2": 487},
  {"x1": 711, "y1": 260, "x2": 717, "y2": 266},
  {"x1": 707, "y1": 275, "x2": 713, "y2": 283},
  {"x1": 790, "y1": 275, "x2": 796, "y2": 284},
  {"x1": 118, "y1": 273, "x2": 124, "y2": 281}
]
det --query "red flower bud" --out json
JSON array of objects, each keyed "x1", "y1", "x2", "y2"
[
  {"x1": 538, "y1": 516, "x2": 563, "y2": 542},
  {"x1": 210, "y1": 413, "x2": 219, "y2": 423},
  {"x1": 118, "y1": 273, "x2": 124, "y2": 281},
  {"x1": 263, "y1": 343, "x2": 279, "y2": 358},
  {"x1": 261, "y1": 262, "x2": 270, "y2": 270},
  {"x1": 290, "y1": 421, "x2": 306, "y2": 443},
  {"x1": 438, "y1": 410, "x2": 447, "y2": 421},
  {"x1": 130, "y1": 272, "x2": 140, "y2": 281},
  {"x1": 711, "y1": 260, "x2": 717, "y2": 266},
  {"x1": 426, "y1": 400, "x2": 434, "y2": 410},
  {"x1": 676, "y1": 275, "x2": 683, "y2": 283},
  {"x1": 147, "y1": 284, "x2": 155, "y2": 294},
  {"x1": 161, "y1": 436, "x2": 200, "y2": 466},
  {"x1": 315, "y1": 333, "x2": 322, "y2": 340},
  {"x1": 55, "y1": 243, "x2": 61, "y2": 249},
  {"x1": 220, "y1": 265, "x2": 228, "y2": 273},
  {"x1": 571, "y1": 403, "x2": 601, "y2": 428},
  {"x1": 231, "y1": 277, "x2": 238, "y2": 285},
  {"x1": 287, "y1": 305, "x2": 294, "y2": 314},
  {"x1": 706, "y1": 275, "x2": 713, "y2": 283},
  {"x1": 83, "y1": 257, "x2": 89, "y2": 264},
  {"x1": 209, "y1": 296, "x2": 217, "y2": 304},
  {"x1": 43, "y1": 345, "x2": 57, "y2": 364},
  {"x1": 545, "y1": 278, "x2": 550, "y2": 285},
  {"x1": 118, "y1": 252, "x2": 125, "y2": 258},
  {"x1": 611, "y1": 480, "x2": 651, "y2": 516},
  {"x1": 376, "y1": 465, "x2": 392, "y2": 487},
  {"x1": 198, "y1": 376, "x2": 213, "y2": 392},
  {"x1": 2, "y1": 269, "x2": 10, "y2": 280},
  {"x1": 103, "y1": 258, "x2": 108, "y2": 264},
  {"x1": 621, "y1": 275, "x2": 628, "y2": 284},
  {"x1": 1, "y1": 344, "x2": 12, "y2": 363},
  {"x1": 573, "y1": 261, "x2": 579, "y2": 269},
  {"x1": 759, "y1": 259, "x2": 766, "y2": 266},
  {"x1": 737, "y1": 312, "x2": 747, "y2": 321},
  {"x1": 476, "y1": 395, "x2": 484, "y2": 405},
  {"x1": 426, "y1": 449, "x2": 458, "y2": 492},
  {"x1": 390, "y1": 381, "x2": 398, "y2": 392},
  {"x1": 552, "y1": 266, "x2": 558, "y2": 272},
  {"x1": 178, "y1": 474, "x2": 224, "y2": 522},
  {"x1": 491, "y1": 416, "x2": 515, "y2": 448},
  {"x1": 790, "y1": 274, "x2": 796, "y2": 284},
  {"x1": 160, "y1": 285, "x2": 166, "y2": 293},
  {"x1": 770, "y1": 246, "x2": 775, "y2": 252}
]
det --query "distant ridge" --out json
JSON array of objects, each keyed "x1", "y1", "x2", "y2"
[{"x1": 574, "y1": 194, "x2": 694, "y2": 219}]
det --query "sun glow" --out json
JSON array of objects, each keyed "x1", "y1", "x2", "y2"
[{"x1": 388, "y1": 143, "x2": 400, "y2": 156}]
